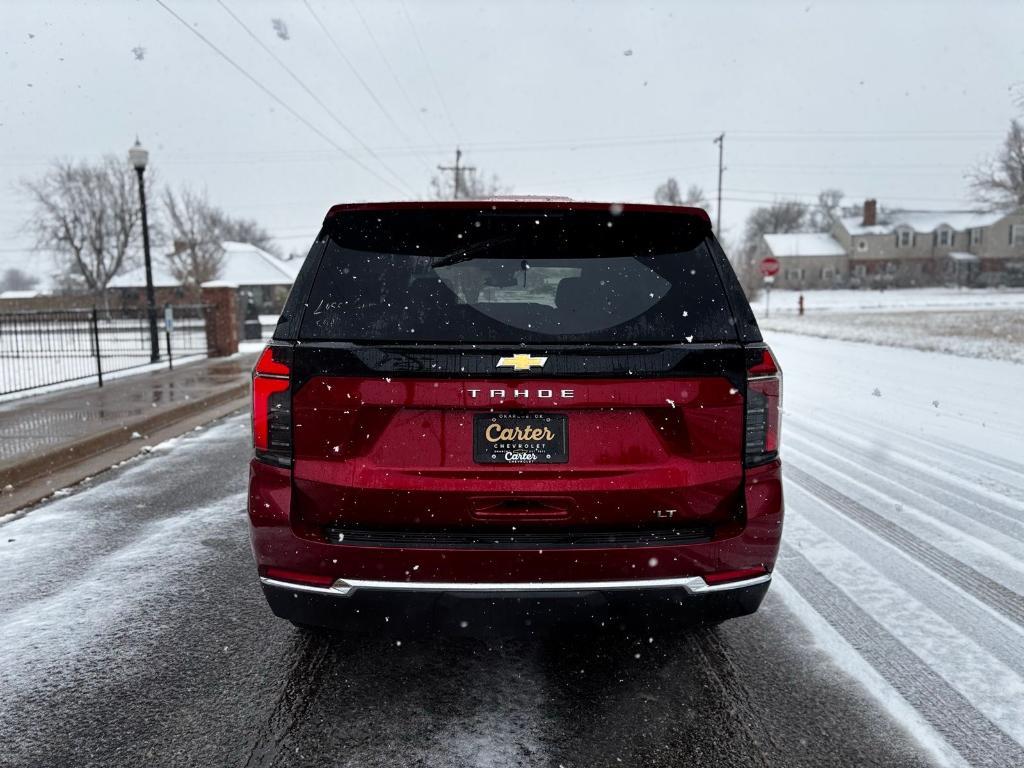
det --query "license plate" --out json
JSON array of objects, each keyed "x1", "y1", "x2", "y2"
[{"x1": 473, "y1": 412, "x2": 568, "y2": 464}]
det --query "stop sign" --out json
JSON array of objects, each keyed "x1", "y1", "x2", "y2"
[{"x1": 760, "y1": 257, "x2": 780, "y2": 277}]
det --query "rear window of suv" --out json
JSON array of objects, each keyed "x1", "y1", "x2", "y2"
[{"x1": 299, "y1": 207, "x2": 737, "y2": 344}]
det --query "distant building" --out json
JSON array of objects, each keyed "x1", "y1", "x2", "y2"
[
  {"x1": 760, "y1": 199, "x2": 1024, "y2": 289},
  {"x1": 108, "y1": 241, "x2": 301, "y2": 312},
  {"x1": 759, "y1": 233, "x2": 847, "y2": 289}
]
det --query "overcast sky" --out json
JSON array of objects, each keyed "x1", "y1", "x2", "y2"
[{"x1": 2, "y1": 0, "x2": 1023, "y2": 285}]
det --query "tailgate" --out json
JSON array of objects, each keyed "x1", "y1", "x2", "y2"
[{"x1": 289, "y1": 345, "x2": 746, "y2": 538}]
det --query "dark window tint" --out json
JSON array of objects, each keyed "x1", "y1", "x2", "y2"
[{"x1": 299, "y1": 208, "x2": 737, "y2": 344}]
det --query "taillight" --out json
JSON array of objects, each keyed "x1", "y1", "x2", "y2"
[
  {"x1": 253, "y1": 345, "x2": 293, "y2": 467},
  {"x1": 744, "y1": 346, "x2": 782, "y2": 466}
]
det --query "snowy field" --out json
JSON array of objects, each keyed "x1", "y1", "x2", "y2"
[
  {"x1": 759, "y1": 289, "x2": 1024, "y2": 364},
  {"x1": 769, "y1": 331, "x2": 1024, "y2": 767},
  {"x1": 763, "y1": 287, "x2": 1024, "y2": 315}
]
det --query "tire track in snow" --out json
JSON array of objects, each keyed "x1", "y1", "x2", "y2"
[
  {"x1": 785, "y1": 482, "x2": 1024, "y2": 678},
  {"x1": 788, "y1": 447, "x2": 1024, "y2": 595},
  {"x1": 786, "y1": 465, "x2": 1024, "y2": 628},
  {"x1": 417, "y1": 641, "x2": 548, "y2": 768},
  {"x1": 794, "y1": 405, "x2": 1024, "y2": 491},
  {"x1": 243, "y1": 636, "x2": 331, "y2": 768},
  {"x1": 785, "y1": 436, "x2": 1024, "y2": 554},
  {"x1": 787, "y1": 411, "x2": 1024, "y2": 514},
  {"x1": 786, "y1": 417, "x2": 1024, "y2": 532},
  {"x1": 779, "y1": 548, "x2": 1024, "y2": 768}
]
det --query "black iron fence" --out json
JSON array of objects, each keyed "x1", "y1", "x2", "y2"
[{"x1": 0, "y1": 304, "x2": 211, "y2": 396}]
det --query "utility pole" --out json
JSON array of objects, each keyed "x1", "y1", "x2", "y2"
[
  {"x1": 437, "y1": 147, "x2": 475, "y2": 199},
  {"x1": 713, "y1": 132, "x2": 725, "y2": 233}
]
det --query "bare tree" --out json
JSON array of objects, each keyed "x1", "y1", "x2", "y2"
[
  {"x1": 430, "y1": 167, "x2": 509, "y2": 200},
  {"x1": 809, "y1": 188, "x2": 844, "y2": 232},
  {"x1": 971, "y1": 119, "x2": 1024, "y2": 210},
  {"x1": 162, "y1": 186, "x2": 283, "y2": 287},
  {"x1": 161, "y1": 187, "x2": 226, "y2": 288},
  {"x1": 211, "y1": 214, "x2": 280, "y2": 256},
  {"x1": 20, "y1": 156, "x2": 143, "y2": 303},
  {"x1": 654, "y1": 177, "x2": 683, "y2": 205},
  {"x1": 734, "y1": 200, "x2": 808, "y2": 297},
  {"x1": 742, "y1": 200, "x2": 808, "y2": 248},
  {"x1": 654, "y1": 178, "x2": 711, "y2": 211},
  {"x1": 0, "y1": 268, "x2": 39, "y2": 292}
]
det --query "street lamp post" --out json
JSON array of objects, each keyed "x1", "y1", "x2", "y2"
[{"x1": 129, "y1": 139, "x2": 160, "y2": 363}]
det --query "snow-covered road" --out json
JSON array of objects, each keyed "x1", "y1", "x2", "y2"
[
  {"x1": 768, "y1": 332, "x2": 1024, "y2": 768},
  {"x1": 0, "y1": 332, "x2": 1020, "y2": 767}
]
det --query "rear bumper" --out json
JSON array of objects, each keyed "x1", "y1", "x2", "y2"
[
  {"x1": 261, "y1": 574, "x2": 772, "y2": 628},
  {"x1": 260, "y1": 571, "x2": 771, "y2": 598},
  {"x1": 248, "y1": 458, "x2": 783, "y2": 592}
]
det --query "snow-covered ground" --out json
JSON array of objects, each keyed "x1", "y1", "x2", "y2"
[
  {"x1": 769, "y1": 331, "x2": 1024, "y2": 767},
  {"x1": 763, "y1": 287, "x2": 1024, "y2": 315},
  {"x1": 759, "y1": 289, "x2": 1024, "y2": 364}
]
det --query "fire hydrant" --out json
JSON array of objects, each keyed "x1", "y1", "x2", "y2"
[{"x1": 798, "y1": 294, "x2": 805, "y2": 316}]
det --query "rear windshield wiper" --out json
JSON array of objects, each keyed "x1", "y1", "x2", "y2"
[{"x1": 430, "y1": 236, "x2": 513, "y2": 269}]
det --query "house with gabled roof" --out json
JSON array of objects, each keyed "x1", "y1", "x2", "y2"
[
  {"x1": 108, "y1": 241, "x2": 302, "y2": 312},
  {"x1": 758, "y1": 232, "x2": 848, "y2": 289},
  {"x1": 760, "y1": 199, "x2": 1024, "y2": 289},
  {"x1": 832, "y1": 200, "x2": 1024, "y2": 287}
]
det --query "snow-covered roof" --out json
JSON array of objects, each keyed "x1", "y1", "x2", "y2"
[
  {"x1": 762, "y1": 233, "x2": 846, "y2": 258},
  {"x1": 0, "y1": 290, "x2": 41, "y2": 299},
  {"x1": 109, "y1": 241, "x2": 301, "y2": 289},
  {"x1": 840, "y1": 210, "x2": 1007, "y2": 236}
]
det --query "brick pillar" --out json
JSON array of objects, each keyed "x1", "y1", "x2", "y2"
[{"x1": 201, "y1": 281, "x2": 240, "y2": 357}]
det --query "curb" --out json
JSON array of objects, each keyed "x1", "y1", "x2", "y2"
[{"x1": 0, "y1": 380, "x2": 249, "y2": 494}]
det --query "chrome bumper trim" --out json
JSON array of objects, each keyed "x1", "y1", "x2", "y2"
[{"x1": 261, "y1": 573, "x2": 770, "y2": 598}]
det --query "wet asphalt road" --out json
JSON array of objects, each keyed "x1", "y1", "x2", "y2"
[{"x1": 0, "y1": 414, "x2": 936, "y2": 768}]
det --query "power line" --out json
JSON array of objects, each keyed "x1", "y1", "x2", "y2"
[
  {"x1": 398, "y1": 0, "x2": 461, "y2": 143},
  {"x1": 301, "y1": 0, "x2": 433, "y2": 176},
  {"x1": 152, "y1": 0, "x2": 406, "y2": 194},
  {"x1": 348, "y1": 0, "x2": 443, "y2": 150},
  {"x1": 215, "y1": 0, "x2": 414, "y2": 195}
]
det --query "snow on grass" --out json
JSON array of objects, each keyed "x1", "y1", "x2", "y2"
[
  {"x1": 755, "y1": 288, "x2": 1024, "y2": 364},
  {"x1": 763, "y1": 287, "x2": 1024, "y2": 315},
  {"x1": 761, "y1": 309, "x2": 1024, "y2": 364}
]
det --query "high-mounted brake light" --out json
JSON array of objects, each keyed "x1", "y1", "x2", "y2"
[
  {"x1": 744, "y1": 346, "x2": 782, "y2": 466},
  {"x1": 253, "y1": 345, "x2": 293, "y2": 467}
]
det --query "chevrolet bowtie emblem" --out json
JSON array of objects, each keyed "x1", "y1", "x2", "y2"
[{"x1": 496, "y1": 354, "x2": 548, "y2": 371}]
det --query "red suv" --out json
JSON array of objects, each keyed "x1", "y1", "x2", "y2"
[{"x1": 249, "y1": 200, "x2": 782, "y2": 629}]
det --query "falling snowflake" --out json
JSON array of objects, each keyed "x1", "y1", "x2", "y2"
[
  {"x1": 271, "y1": 18, "x2": 290, "y2": 41},
  {"x1": 131, "y1": 46, "x2": 145, "y2": 61}
]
